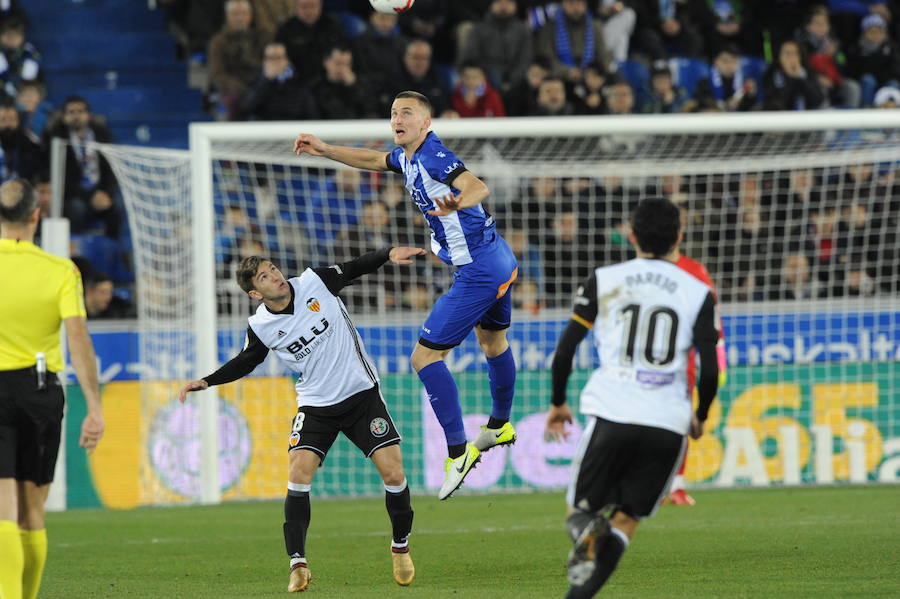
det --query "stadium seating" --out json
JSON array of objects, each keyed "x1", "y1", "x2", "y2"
[
  {"x1": 666, "y1": 57, "x2": 710, "y2": 96},
  {"x1": 29, "y1": 0, "x2": 210, "y2": 149}
]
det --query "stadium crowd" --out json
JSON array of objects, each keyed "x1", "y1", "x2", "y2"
[{"x1": 6, "y1": 0, "x2": 900, "y2": 317}]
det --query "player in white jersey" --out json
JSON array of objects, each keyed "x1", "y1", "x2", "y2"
[
  {"x1": 178, "y1": 246, "x2": 424, "y2": 593},
  {"x1": 545, "y1": 198, "x2": 720, "y2": 598},
  {"x1": 294, "y1": 91, "x2": 519, "y2": 501}
]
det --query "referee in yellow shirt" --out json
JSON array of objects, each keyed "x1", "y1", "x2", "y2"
[{"x1": 0, "y1": 179, "x2": 104, "y2": 599}]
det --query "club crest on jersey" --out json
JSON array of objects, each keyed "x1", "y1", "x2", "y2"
[
  {"x1": 306, "y1": 298, "x2": 320, "y2": 312},
  {"x1": 370, "y1": 418, "x2": 389, "y2": 437},
  {"x1": 289, "y1": 432, "x2": 300, "y2": 447}
]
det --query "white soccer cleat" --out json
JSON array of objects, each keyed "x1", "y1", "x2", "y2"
[
  {"x1": 473, "y1": 421, "x2": 517, "y2": 452},
  {"x1": 438, "y1": 443, "x2": 481, "y2": 500}
]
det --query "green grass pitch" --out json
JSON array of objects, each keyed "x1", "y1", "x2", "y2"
[{"x1": 43, "y1": 486, "x2": 898, "y2": 598}]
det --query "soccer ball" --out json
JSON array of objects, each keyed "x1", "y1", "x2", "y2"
[{"x1": 369, "y1": 0, "x2": 415, "y2": 14}]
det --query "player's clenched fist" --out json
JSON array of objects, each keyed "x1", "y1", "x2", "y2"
[{"x1": 294, "y1": 133, "x2": 328, "y2": 156}]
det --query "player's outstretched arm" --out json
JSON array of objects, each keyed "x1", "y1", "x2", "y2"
[
  {"x1": 179, "y1": 329, "x2": 269, "y2": 402},
  {"x1": 316, "y1": 247, "x2": 426, "y2": 295},
  {"x1": 389, "y1": 246, "x2": 427, "y2": 264},
  {"x1": 293, "y1": 133, "x2": 390, "y2": 172}
]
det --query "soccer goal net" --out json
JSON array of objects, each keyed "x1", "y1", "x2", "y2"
[{"x1": 98, "y1": 110, "x2": 900, "y2": 506}]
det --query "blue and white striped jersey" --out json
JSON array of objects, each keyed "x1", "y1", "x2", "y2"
[{"x1": 386, "y1": 131, "x2": 499, "y2": 266}]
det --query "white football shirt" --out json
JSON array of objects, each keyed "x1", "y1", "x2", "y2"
[
  {"x1": 248, "y1": 268, "x2": 378, "y2": 408},
  {"x1": 579, "y1": 258, "x2": 715, "y2": 434}
]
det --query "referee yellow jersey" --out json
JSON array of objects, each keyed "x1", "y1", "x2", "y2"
[{"x1": 0, "y1": 238, "x2": 86, "y2": 372}]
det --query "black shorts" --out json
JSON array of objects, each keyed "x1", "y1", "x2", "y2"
[
  {"x1": 0, "y1": 367, "x2": 65, "y2": 485},
  {"x1": 568, "y1": 416, "x2": 685, "y2": 520},
  {"x1": 287, "y1": 384, "x2": 401, "y2": 462}
]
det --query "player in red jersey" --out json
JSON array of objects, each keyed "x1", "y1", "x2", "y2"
[{"x1": 667, "y1": 251, "x2": 727, "y2": 505}]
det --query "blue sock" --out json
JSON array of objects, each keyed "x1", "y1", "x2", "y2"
[
  {"x1": 418, "y1": 361, "x2": 466, "y2": 446},
  {"x1": 486, "y1": 347, "x2": 516, "y2": 422}
]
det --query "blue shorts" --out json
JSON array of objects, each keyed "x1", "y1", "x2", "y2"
[{"x1": 420, "y1": 240, "x2": 519, "y2": 349}]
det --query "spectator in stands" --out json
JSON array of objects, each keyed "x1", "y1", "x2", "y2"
[
  {"x1": 642, "y1": 60, "x2": 690, "y2": 112},
  {"x1": 846, "y1": 13, "x2": 900, "y2": 106},
  {"x1": 0, "y1": 101, "x2": 40, "y2": 182},
  {"x1": 310, "y1": 44, "x2": 376, "y2": 119},
  {"x1": 770, "y1": 251, "x2": 819, "y2": 299},
  {"x1": 536, "y1": 0, "x2": 613, "y2": 85},
  {"x1": 827, "y1": 0, "x2": 894, "y2": 51},
  {"x1": 812, "y1": 204, "x2": 839, "y2": 283},
  {"x1": 0, "y1": 17, "x2": 40, "y2": 99},
  {"x1": 157, "y1": 0, "x2": 226, "y2": 58},
  {"x1": 691, "y1": 0, "x2": 764, "y2": 58},
  {"x1": 796, "y1": 5, "x2": 862, "y2": 108},
  {"x1": 603, "y1": 73, "x2": 636, "y2": 114},
  {"x1": 83, "y1": 270, "x2": 132, "y2": 319},
  {"x1": 354, "y1": 10, "x2": 409, "y2": 111},
  {"x1": 762, "y1": 39, "x2": 826, "y2": 110},
  {"x1": 254, "y1": 0, "x2": 293, "y2": 37},
  {"x1": 451, "y1": 61, "x2": 506, "y2": 117},
  {"x1": 16, "y1": 81, "x2": 52, "y2": 137},
  {"x1": 207, "y1": 0, "x2": 269, "y2": 121},
  {"x1": 694, "y1": 45, "x2": 759, "y2": 111},
  {"x1": 505, "y1": 57, "x2": 551, "y2": 115},
  {"x1": 529, "y1": 76, "x2": 577, "y2": 115},
  {"x1": 275, "y1": 0, "x2": 346, "y2": 83},
  {"x1": 572, "y1": 61, "x2": 608, "y2": 114},
  {"x1": 41, "y1": 96, "x2": 121, "y2": 239},
  {"x1": 596, "y1": 0, "x2": 638, "y2": 62},
  {"x1": 388, "y1": 39, "x2": 453, "y2": 116},
  {"x1": 542, "y1": 210, "x2": 597, "y2": 303},
  {"x1": 837, "y1": 200, "x2": 883, "y2": 267},
  {"x1": 458, "y1": 0, "x2": 533, "y2": 96},
  {"x1": 632, "y1": 0, "x2": 704, "y2": 60},
  {"x1": 242, "y1": 41, "x2": 318, "y2": 121},
  {"x1": 505, "y1": 229, "x2": 544, "y2": 294},
  {"x1": 397, "y1": 0, "x2": 451, "y2": 62},
  {"x1": 332, "y1": 199, "x2": 407, "y2": 309},
  {"x1": 512, "y1": 277, "x2": 543, "y2": 314}
]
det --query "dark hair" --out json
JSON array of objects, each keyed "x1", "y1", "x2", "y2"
[
  {"x1": 0, "y1": 178, "x2": 37, "y2": 224},
  {"x1": 236, "y1": 255, "x2": 273, "y2": 293},
  {"x1": 0, "y1": 17, "x2": 25, "y2": 34},
  {"x1": 85, "y1": 270, "x2": 112, "y2": 289},
  {"x1": 62, "y1": 95, "x2": 90, "y2": 113},
  {"x1": 630, "y1": 197, "x2": 681, "y2": 257},
  {"x1": 394, "y1": 90, "x2": 432, "y2": 115},
  {"x1": 459, "y1": 59, "x2": 484, "y2": 72}
]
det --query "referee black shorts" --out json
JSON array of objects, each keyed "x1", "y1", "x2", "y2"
[
  {"x1": 0, "y1": 367, "x2": 65, "y2": 485},
  {"x1": 567, "y1": 416, "x2": 686, "y2": 520},
  {"x1": 287, "y1": 384, "x2": 401, "y2": 463}
]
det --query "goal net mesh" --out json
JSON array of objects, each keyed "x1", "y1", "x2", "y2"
[{"x1": 99, "y1": 120, "x2": 900, "y2": 505}]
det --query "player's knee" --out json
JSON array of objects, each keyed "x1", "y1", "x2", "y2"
[
  {"x1": 410, "y1": 343, "x2": 442, "y2": 371},
  {"x1": 381, "y1": 467, "x2": 405, "y2": 487},
  {"x1": 17, "y1": 496, "x2": 46, "y2": 530}
]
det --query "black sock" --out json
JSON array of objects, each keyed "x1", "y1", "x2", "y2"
[
  {"x1": 284, "y1": 489, "x2": 311, "y2": 561},
  {"x1": 385, "y1": 484, "x2": 414, "y2": 547},
  {"x1": 567, "y1": 528, "x2": 627, "y2": 598},
  {"x1": 487, "y1": 416, "x2": 508, "y2": 429},
  {"x1": 448, "y1": 442, "x2": 466, "y2": 459}
]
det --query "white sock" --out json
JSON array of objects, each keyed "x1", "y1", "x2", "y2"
[
  {"x1": 671, "y1": 474, "x2": 685, "y2": 491},
  {"x1": 290, "y1": 557, "x2": 307, "y2": 569}
]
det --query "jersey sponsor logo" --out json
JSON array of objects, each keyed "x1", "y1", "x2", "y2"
[
  {"x1": 636, "y1": 370, "x2": 676, "y2": 386},
  {"x1": 306, "y1": 298, "x2": 320, "y2": 312},
  {"x1": 370, "y1": 417, "x2": 389, "y2": 437},
  {"x1": 443, "y1": 161, "x2": 461, "y2": 174},
  {"x1": 285, "y1": 318, "x2": 333, "y2": 360},
  {"x1": 289, "y1": 431, "x2": 301, "y2": 447}
]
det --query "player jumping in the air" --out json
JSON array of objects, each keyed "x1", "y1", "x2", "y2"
[
  {"x1": 179, "y1": 247, "x2": 423, "y2": 592},
  {"x1": 293, "y1": 91, "x2": 519, "y2": 500}
]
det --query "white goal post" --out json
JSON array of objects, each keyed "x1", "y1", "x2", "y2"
[{"x1": 106, "y1": 109, "x2": 900, "y2": 505}]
